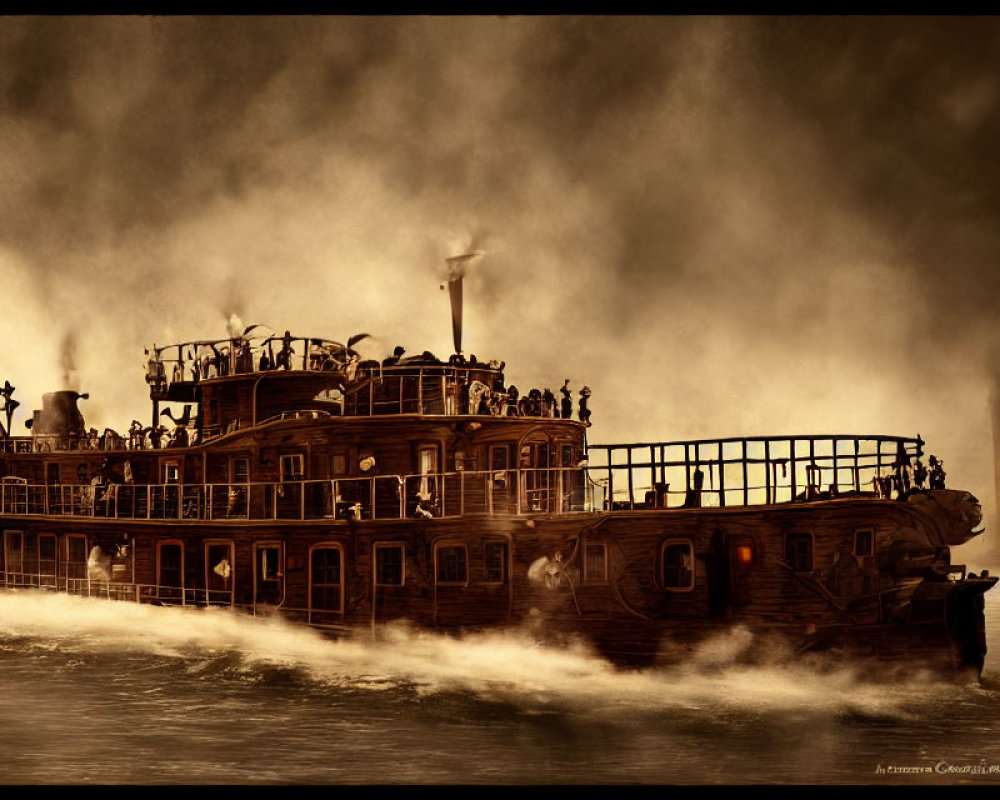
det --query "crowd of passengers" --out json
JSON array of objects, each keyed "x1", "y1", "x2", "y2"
[
  {"x1": 379, "y1": 346, "x2": 592, "y2": 424},
  {"x1": 145, "y1": 330, "x2": 359, "y2": 389},
  {"x1": 145, "y1": 338, "x2": 596, "y2": 426},
  {"x1": 38, "y1": 339, "x2": 595, "y2": 457}
]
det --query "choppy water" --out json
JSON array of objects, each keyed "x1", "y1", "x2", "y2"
[{"x1": 1, "y1": 588, "x2": 1000, "y2": 784}]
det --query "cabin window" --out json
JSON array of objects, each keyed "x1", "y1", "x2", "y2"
[
  {"x1": 561, "y1": 444, "x2": 573, "y2": 467},
  {"x1": 854, "y1": 529, "x2": 874, "y2": 558},
  {"x1": 662, "y1": 540, "x2": 695, "y2": 590},
  {"x1": 331, "y1": 452, "x2": 347, "y2": 476},
  {"x1": 584, "y1": 543, "x2": 607, "y2": 583},
  {"x1": 65, "y1": 534, "x2": 88, "y2": 580},
  {"x1": 46, "y1": 464, "x2": 60, "y2": 485},
  {"x1": 483, "y1": 541, "x2": 508, "y2": 583},
  {"x1": 374, "y1": 543, "x2": 405, "y2": 586},
  {"x1": 490, "y1": 445, "x2": 510, "y2": 486},
  {"x1": 4, "y1": 531, "x2": 23, "y2": 578},
  {"x1": 162, "y1": 462, "x2": 180, "y2": 484},
  {"x1": 258, "y1": 546, "x2": 281, "y2": 581},
  {"x1": 205, "y1": 541, "x2": 234, "y2": 603},
  {"x1": 230, "y1": 458, "x2": 249, "y2": 484},
  {"x1": 38, "y1": 533, "x2": 57, "y2": 586},
  {"x1": 310, "y1": 546, "x2": 343, "y2": 612},
  {"x1": 732, "y1": 540, "x2": 755, "y2": 570},
  {"x1": 417, "y1": 445, "x2": 438, "y2": 501},
  {"x1": 157, "y1": 541, "x2": 184, "y2": 600},
  {"x1": 254, "y1": 543, "x2": 283, "y2": 605},
  {"x1": 785, "y1": 533, "x2": 814, "y2": 572},
  {"x1": 280, "y1": 454, "x2": 304, "y2": 482},
  {"x1": 76, "y1": 464, "x2": 88, "y2": 484},
  {"x1": 435, "y1": 544, "x2": 468, "y2": 585}
]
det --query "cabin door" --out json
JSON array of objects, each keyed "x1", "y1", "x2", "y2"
[
  {"x1": 46, "y1": 464, "x2": 61, "y2": 514},
  {"x1": 205, "y1": 542, "x2": 234, "y2": 605},
  {"x1": 38, "y1": 534, "x2": 57, "y2": 589},
  {"x1": 254, "y1": 543, "x2": 284, "y2": 608},
  {"x1": 309, "y1": 545, "x2": 344, "y2": 624},
  {"x1": 519, "y1": 437, "x2": 551, "y2": 513},
  {"x1": 157, "y1": 542, "x2": 184, "y2": 602},
  {"x1": 489, "y1": 445, "x2": 514, "y2": 514},
  {"x1": 3, "y1": 531, "x2": 23, "y2": 585}
]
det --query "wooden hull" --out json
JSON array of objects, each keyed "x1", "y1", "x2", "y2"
[{"x1": 1, "y1": 495, "x2": 993, "y2": 680}]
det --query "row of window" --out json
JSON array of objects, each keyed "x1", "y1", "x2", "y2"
[
  {"x1": 2, "y1": 529, "x2": 875, "y2": 600},
  {"x1": 2, "y1": 531, "x2": 87, "y2": 578},
  {"x1": 162, "y1": 441, "x2": 575, "y2": 485},
  {"x1": 784, "y1": 529, "x2": 874, "y2": 573}
]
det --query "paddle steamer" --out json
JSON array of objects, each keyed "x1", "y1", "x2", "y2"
[{"x1": 0, "y1": 258, "x2": 994, "y2": 675}]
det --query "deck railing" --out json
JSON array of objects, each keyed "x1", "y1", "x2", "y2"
[
  {"x1": 0, "y1": 467, "x2": 594, "y2": 521},
  {"x1": 0, "y1": 571, "x2": 234, "y2": 607},
  {"x1": 586, "y1": 434, "x2": 927, "y2": 510},
  {"x1": 0, "y1": 434, "x2": 935, "y2": 521}
]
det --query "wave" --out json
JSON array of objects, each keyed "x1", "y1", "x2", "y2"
[{"x1": 0, "y1": 589, "x2": 981, "y2": 721}]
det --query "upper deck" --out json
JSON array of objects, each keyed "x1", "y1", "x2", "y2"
[
  {"x1": 0, "y1": 431, "x2": 942, "y2": 523},
  {"x1": 0, "y1": 329, "x2": 582, "y2": 455}
]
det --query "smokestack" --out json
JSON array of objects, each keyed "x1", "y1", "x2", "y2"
[
  {"x1": 445, "y1": 251, "x2": 484, "y2": 355},
  {"x1": 30, "y1": 391, "x2": 90, "y2": 438}
]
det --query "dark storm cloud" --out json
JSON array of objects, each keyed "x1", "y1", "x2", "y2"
[{"x1": 735, "y1": 18, "x2": 1000, "y2": 339}]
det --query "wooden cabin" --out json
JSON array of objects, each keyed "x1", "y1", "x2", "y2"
[{"x1": 0, "y1": 330, "x2": 994, "y2": 676}]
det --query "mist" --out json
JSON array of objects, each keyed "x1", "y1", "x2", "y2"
[
  {"x1": 0, "y1": 16, "x2": 998, "y2": 565},
  {"x1": 0, "y1": 590, "x2": 965, "y2": 719}
]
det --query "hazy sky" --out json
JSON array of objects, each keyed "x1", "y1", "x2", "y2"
[{"x1": 1, "y1": 15, "x2": 998, "y2": 560}]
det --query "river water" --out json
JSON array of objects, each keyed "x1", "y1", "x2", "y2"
[{"x1": 1, "y1": 587, "x2": 1000, "y2": 785}]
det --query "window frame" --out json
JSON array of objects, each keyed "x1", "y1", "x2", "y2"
[
  {"x1": 785, "y1": 532, "x2": 815, "y2": 573},
  {"x1": 4, "y1": 530, "x2": 24, "y2": 581},
  {"x1": 583, "y1": 542, "x2": 608, "y2": 584},
  {"x1": 483, "y1": 540, "x2": 508, "y2": 584},
  {"x1": 374, "y1": 542, "x2": 406, "y2": 587},
  {"x1": 416, "y1": 444, "x2": 439, "y2": 501},
  {"x1": 162, "y1": 461, "x2": 180, "y2": 485},
  {"x1": 434, "y1": 542, "x2": 469, "y2": 587},
  {"x1": 64, "y1": 533, "x2": 88, "y2": 581},
  {"x1": 156, "y1": 539, "x2": 185, "y2": 600},
  {"x1": 331, "y1": 451, "x2": 347, "y2": 476},
  {"x1": 661, "y1": 538, "x2": 696, "y2": 592},
  {"x1": 280, "y1": 453, "x2": 304, "y2": 482},
  {"x1": 853, "y1": 528, "x2": 874, "y2": 558},
  {"x1": 309, "y1": 543, "x2": 345, "y2": 617},
  {"x1": 204, "y1": 539, "x2": 235, "y2": 605},
  {"x1": 38, "y1": 532, "x2": 57, "y2": 587},
  {"x1": 229, "y1": 457, "x2": 250, "y2": 485},
  {"x1": 250, "y1": 541, "x2": 285, "y2": 607}
]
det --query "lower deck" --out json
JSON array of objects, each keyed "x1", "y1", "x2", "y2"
[{"x1": 0, "y1": 492, "x2": 989, "y2": 670}]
